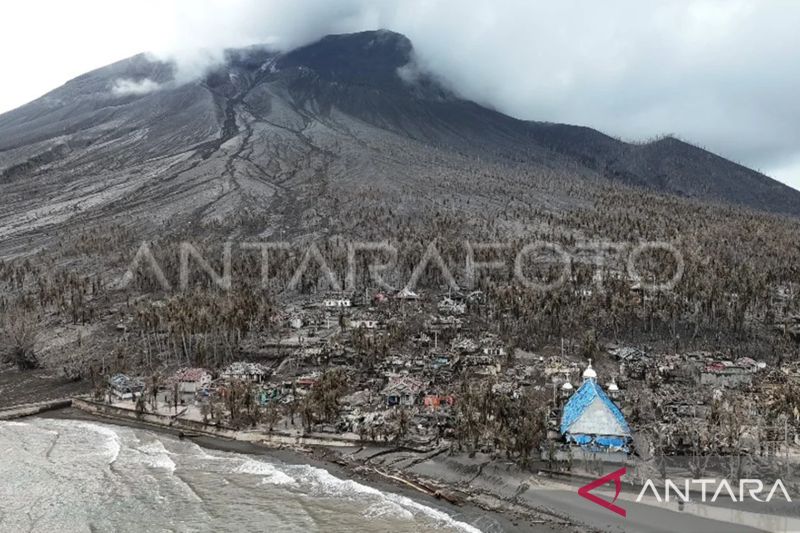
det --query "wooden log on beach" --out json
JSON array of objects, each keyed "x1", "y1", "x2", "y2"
[{"x1": 371, "y1": 468, "x2": 463, "y2": 505}]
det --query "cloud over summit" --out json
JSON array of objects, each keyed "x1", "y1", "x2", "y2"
[{"x1": 2, "y1": 0, "x2": 799, "y2": 188}]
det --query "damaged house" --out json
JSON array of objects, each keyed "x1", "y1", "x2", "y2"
[
  {"x1": 109, "y1": 374, "x2": 145, "y2": 400},
  {"x1": 700, "y1": 360, "x2": 756, "y2": 388},
  {"x1": 382, "y1": 376, "x2": 425, "y2": 407},
  {"x1": 222, "y1": 362, "x2": 270, "y2": 383},
  {"x1": 174, "y1": 367, "x2": 213, "y2": 394}
]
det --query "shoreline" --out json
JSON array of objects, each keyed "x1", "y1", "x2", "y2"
[
  {"x1": 39, "y1": 408, "x2": 551, "y2": 533},
  {"x1": 8, "y1": 399, "x2": 788, "y2": 532}
]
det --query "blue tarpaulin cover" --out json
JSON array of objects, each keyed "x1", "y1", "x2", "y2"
[
  {"x1": 595, "y1": 436, "x2": 627, "y2": 448},
  {"x1": 568, "y1": 434, "x2": 593, "y2": 445},
  {"x1": 560, "y1": 380, "x2": 631, "y2": 436}
]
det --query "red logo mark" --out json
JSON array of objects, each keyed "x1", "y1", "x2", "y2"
[{"x1": 578, "y1": 467, "x2": 627, "y2": 517}]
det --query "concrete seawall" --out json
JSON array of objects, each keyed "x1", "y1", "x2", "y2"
[
  {"x1": 71, "y1": 398, "x2": 360, "y2": 448},
  {"x1": 0, "y1": 399, "x2": 73, "y2": 420}
]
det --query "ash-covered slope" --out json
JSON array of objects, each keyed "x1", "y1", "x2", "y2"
[
  {"x1": 525, "y1": 124, "x2": 799, "y2": 214},
  {"x1": 0, "y1": 30, "x2": 797, "y2": 254}
]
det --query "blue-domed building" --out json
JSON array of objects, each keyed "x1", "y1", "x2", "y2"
[{"x1": 560, "y1": 362, "x2": 631, "y2": 453}]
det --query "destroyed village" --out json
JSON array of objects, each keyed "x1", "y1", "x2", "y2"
[
  {"x1": 2, "y1": 221, "x2": 800, "y2": 516},
  {"x1": 2, "y1": 23, "x2": 800, "y2": 532}
]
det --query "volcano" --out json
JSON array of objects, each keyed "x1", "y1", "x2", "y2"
[{"x1": 0, "y1": 30, "x2": 798, "y2": 254}]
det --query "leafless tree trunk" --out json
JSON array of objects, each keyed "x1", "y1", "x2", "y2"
[{"x1": 3, "y1": 310, "x2": 39, "y2": 369}]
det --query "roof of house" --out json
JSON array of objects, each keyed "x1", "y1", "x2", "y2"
[
  {"x1": 176, "y1": 367, "x2": 211, "y2": 381},
  {"x1": 736, "y1": 357, "x2": 758, "y2": 368},
  {"x1": 109, "y1": 374, "x2": 131, "y2": 387},
  {"x1": 609, "y1": 346, "x2": 648, "y2": 361},
  {"x1": 109, "y1": 374, "x2": 144, "y2": 390},
  {"x1": 222, "y1": 361, "x2": 268, "y2": 376},
  {"x1": 560, "y1": 380, "x2": 630, "y2": 435},
  {"x1": 382, "y1": 376, "x2": 424, "y2": 396}
]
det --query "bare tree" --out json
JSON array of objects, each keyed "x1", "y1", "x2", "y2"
[{"x1": 3, "y1": 310, "x2": 39, "y2": 369}]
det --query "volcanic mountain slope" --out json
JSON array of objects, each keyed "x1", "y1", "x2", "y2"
[{"x1": 0, "y1": 30, "x2": 798, "y2": 255}]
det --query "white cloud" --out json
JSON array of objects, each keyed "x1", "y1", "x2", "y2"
[
  {"x1": 111, "y1": 78, "x2": 164, "y2": 96},
  {"x1": 1, "y1": 0, "x2": 798, "y2": 190}
]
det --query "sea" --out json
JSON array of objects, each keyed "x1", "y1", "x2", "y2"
[{"x1": 0, "y1": 418, "x2": 483, "y2": 532}]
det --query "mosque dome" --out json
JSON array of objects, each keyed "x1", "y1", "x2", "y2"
[{"x1": 582, "y1": 362, "x2": 597, "y2": 381}]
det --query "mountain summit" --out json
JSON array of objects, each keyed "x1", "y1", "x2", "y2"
[
  {"x1": 278, "y1": 30, "x2": 414, "y2": 85},
  {"x1": 0, "y1": 30, "x2": 798, "y2": 253}
]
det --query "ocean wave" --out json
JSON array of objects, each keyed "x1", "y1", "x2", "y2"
[
  {"x1": 136, "y1": 440, "x2": 177, "y2": 472},
  {"x1": 185, "y1": 441, "x2": 225, "y2": 461},
  {"x1": 294, "y1": 464, "x2": 383, "y2": 498},
  {"x1": 3, "y1": 420, "x2": 481, "y2": 532},
  {"x1": 364, "y1": 500, "x2": 415, "y2": 521},
  {"x1": 71, "y1": 421, "x2": 123, "y2": 465},
  {"x1": 233, "y1": 460, "x2": 297, "y2": 486},
  {"x1": 381, "y1": 491, "x2": 483, "y2": 533},
  {"x1": 292, "y1": 465, "x2": 482, "y2": 533}
]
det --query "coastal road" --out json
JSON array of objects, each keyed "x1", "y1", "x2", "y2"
[{"x1": 521, "y1": 481, "x2": 796, "y2": 533}]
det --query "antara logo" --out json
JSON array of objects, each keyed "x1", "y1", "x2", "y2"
[
  {"x1": 578, "y1": 467, "x2": 627, "y2": 517},
  {"x1": 578, "y1": 468, "x2": 793, "y2": 518},
  {"x1": 636, "y1": 478, "x2": 792, "y2": 504}
]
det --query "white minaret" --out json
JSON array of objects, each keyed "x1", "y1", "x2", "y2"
[
  {"x1": 607, "y1": 379, "x2": 620, "y2": 398},
  {"x1": 582, "y1": 359, "x2": 597, "y2": 383}
]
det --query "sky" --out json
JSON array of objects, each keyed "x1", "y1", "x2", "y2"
[{"x1": 1, "y1": 0, "x2": 799, "y2": 189}]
